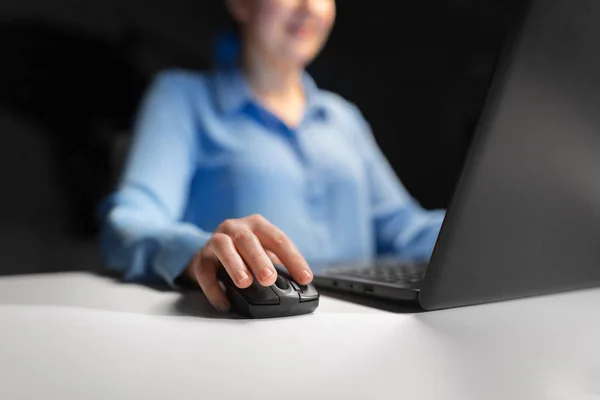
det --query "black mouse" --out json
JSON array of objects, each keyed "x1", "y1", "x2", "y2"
[{"x1": 217, "y1": 264, "x2": 319, "y2": 318}]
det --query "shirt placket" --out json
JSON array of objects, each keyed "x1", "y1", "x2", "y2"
[
  {"x1": 298, "y1": 126, "x2": 331, "y2": 257},
  {"x1": 254, "y1": 104, "x2": 331, "y2": 256}
]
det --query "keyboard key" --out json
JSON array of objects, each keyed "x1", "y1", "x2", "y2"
[{"x1": 329, "y1": 261, "x2": 427, "y2": 284}]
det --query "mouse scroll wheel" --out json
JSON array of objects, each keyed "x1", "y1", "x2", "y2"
[{"x1": 274, "y1": 274, "x2": 290, "y2": 290}]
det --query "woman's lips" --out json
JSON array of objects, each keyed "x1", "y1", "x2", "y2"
[{"x1": 288, "y1": 23, "x2": 318, "y2": 38}]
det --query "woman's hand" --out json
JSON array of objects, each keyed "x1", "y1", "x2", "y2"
[{"x1": 184, "y1": 214, "x2": 313, "y2": 312}]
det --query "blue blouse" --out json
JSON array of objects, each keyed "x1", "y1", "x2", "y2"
[{"x1": 98, "y1": 67, "x2": 445, "y2": 285}]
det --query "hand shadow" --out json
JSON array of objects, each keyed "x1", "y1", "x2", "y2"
[{"x1": 94, "y1": 268, "x2": 247, "y2": 319}]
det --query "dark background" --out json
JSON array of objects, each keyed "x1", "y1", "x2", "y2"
[{"x1": 0, "y1": 0, "x2": 522, "y2": 276}]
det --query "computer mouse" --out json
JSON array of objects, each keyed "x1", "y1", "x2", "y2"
[{"x1": 217, "y1": 264, "x2": 319, "y2": 318}]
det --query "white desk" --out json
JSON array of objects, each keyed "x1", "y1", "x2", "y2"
[{"x1": 1, "y1": 272, "x2": 600, "y2": 400}]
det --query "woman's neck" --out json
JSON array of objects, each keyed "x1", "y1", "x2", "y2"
[
  {"x1": 241, "y1": 46, "x2": 303, "y2": 97},
  {"x1": 240, "y1": 44, "x2": 306, "y2": 127}
]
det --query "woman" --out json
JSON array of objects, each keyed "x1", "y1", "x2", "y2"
[{"x1": 98, "y1": 0, "x2": 445, "y2": 312}]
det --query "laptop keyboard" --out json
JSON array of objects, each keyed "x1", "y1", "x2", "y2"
[{"x1": 326, "y1": 261, "x2": 428, "y2": 284}]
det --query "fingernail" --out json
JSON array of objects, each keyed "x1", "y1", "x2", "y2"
[
  {"x1": 302, "y1": 270, "x2": 312, "y2": 282},
  {"x1": 260, "y1": 268, "x2": 274, "y2": 281},
  {"x1": 236, "y1": 270, "x2": 249, "y2": 284}
]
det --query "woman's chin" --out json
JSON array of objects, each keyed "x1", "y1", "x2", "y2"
[{"x1": 280, "y1": 50, "x2": 320, "y2": 68}]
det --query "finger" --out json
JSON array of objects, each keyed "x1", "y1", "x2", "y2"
[
  {"x1": 232, "y1": 228, "x2": 276, "y2": 286},
  {"x1": 190, "y1": 252, "x2": 230, "y2": 313},
  {"x1": 253, "y1": 221, "x2": 313, "y2": 285},
  {"x1": 217, "y1": 218, "x2": 241, "y2": 236},
  {"x1": 266, "y1": 250, "x2": 282, "y2": 265},
  {"x1": 210, "y1": 233, "x2": 253, "y2": 288}
]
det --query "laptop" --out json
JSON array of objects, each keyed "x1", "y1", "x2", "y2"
[{"x1": 312, "y1": 0, "x2": 600, "y2": 310}]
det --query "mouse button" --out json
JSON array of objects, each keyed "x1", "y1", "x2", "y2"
[
  {"x1": 289, "y1": 280, "x2": 301, "y2": 292},
  {"x1": 273, "y1": 264, "x2": 293, "y2": 279},
  {"x1": 240, "y1": 280, "x2": 280, "y2": 305},
  {"x1": 274, "y1": 274, "x2": 290, "y2": 290},
  {"x1": 270, "y1": 282, "x2": 298, "y2": 298},
  {"x1": 299, "y1": 284, "x2": 319, "y2": 302}
]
